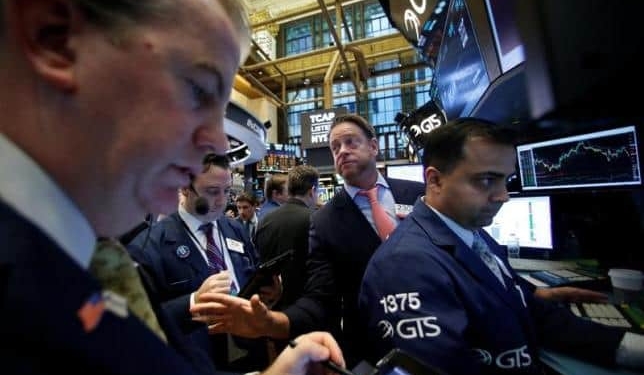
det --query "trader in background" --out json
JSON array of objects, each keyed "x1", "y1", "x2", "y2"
[
  {"x1": 0, "y1": 0, "x2": 345, "y2": 374},
  {"x1": 358, "y1": 117, "x2": 644, "y2": 374},
  {"x1": 257, "y1": 173, "x2": 288, "y2": 220}
]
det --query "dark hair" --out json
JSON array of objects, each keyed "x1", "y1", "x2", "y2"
[
  {"x1": 330, "y1": 113, "x2": 376, "y2": 139},
  {"x1": 288, "y1": 165, "x2": 319, "y2": 196},
  {"x1": 421, "y1": 117, "x2": 518, "y2": 173},
  {"x1": 202, "y1": 153, "x2": 231, "y2": 172},
  {"x1": 264, "y1": 173, "x2": 288, "y2": 200},
  {"x1": 235, "y1": 192, "x2": 258, "y2": 206}
]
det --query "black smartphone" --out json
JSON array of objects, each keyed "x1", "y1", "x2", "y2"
[
  {"x1": 372, "y1": 349, "x2": 448, "y2": 375},
  {"x1": 237, "y1": 249, "x2": 294, "y2": 299}
]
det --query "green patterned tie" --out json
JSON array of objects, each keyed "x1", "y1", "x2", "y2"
[{"x1": 90, "y1": 239, "x2": 168, "y2": 343}]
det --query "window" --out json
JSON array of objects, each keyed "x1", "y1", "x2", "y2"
[
  {"x1": 284, "y1": 21, "x2": 313, "y2": 55},
  {"x1": 287, "y1": 88, "x2": 319, "y2": 139},
  {"x1": 333, "y1": 82, "x2": 356, "y2": 113},
  {"x1": 367, "y1": 60, "x2": 402, "y2": 127},
  {"x1": 364, "y1": 1, "x2": 397, "y2": 38}
]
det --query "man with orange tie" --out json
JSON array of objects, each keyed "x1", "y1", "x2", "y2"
[{"x1": 192, "y1": 114, "x2": 425, "y2": 368}]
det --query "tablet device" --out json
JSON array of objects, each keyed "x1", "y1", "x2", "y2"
[
  {"x1": 237, "y1": 249, "x2": 294, "y2": 299},
  {"x1": 372, "y1": 349, "x2": 448, "y2": 375}
]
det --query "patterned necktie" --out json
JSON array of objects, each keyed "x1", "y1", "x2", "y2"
[
  {"x1": 472, "y1": 231, "x2": 505, "y2": 287},
  {"x1": 89, "y1": 239, "x2": 168, "y2": 342},
  {"x1": 358, "y1": 186, "x2": 395, "y2": 241},
  {"x1": 198, "y1": 222, "x2": 227, "y2": 273}
]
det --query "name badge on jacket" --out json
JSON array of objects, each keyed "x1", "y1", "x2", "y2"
[
  {"x1": 226, "y1": 238, "x2": 245, "y2": 253},
  {"x1": 395, "y1": 204, "x2": 413, "y2": 218}
]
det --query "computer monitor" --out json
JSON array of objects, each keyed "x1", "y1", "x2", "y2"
[
  {"x1": 386, "y1": 164, "x2": 425, "y2": 183},
  {"x1": 483, "y1": 195, "x2": 553, "y2": 249},
  {"x1": 517, "y1": 125, "x2": 641, "y2": 191},
  {"x1": 484, "y1": 0, "x2": 524, "y2": 73},
  {"x1": 431, "y1": 0, "x2": 490, "y2": 120}
]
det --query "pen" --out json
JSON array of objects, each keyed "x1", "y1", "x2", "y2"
[{"x1": 288, "y1": 340, "x2": 356, "y2": 375}]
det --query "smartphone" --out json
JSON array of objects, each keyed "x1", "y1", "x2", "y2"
[
  {"x1": 237, "y1": 249, "x2": 294, "y2": 299},
  {"x1": 372, "y1": 349, "x2": 448, "y2": 375}
]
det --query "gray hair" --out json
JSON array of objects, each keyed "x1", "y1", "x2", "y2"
[{"x1": 1, "y1": 0, "x2": 251, "y2": 62}]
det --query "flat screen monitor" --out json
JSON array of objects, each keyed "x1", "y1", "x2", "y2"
[
  {"x1": 386, "y1": 164, "x2": 425, "y2": 183},
  {"x1": 484, "y1": 0, "x2": 525, "y2": 73},
  {"x1": 483, "y1": 195, "x2": 553, "y2": 249},
  {"x1": 432, "y1": 0, "x2": 490, "y2": 120},
  {"x1": 517, "y1": 126, "x2": 641, "y2": 191}
]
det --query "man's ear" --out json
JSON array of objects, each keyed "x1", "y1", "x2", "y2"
[
  {"x1": 425, "y1": 167, "x2": 442, "y2": 190},
  {"x1": 12, "y1": 0, "x2": 81, "y2": 92}
]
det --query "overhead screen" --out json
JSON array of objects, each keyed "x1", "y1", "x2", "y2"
[
  {"x1": 517, "y1": 126, "x2": 642, "y2": 191},
  {"x1": 484, "y1": 0, "x2": 525, "y2": 73},
  {"x1": 432, "y1": 0, "x2": 490, "y2": 120}
]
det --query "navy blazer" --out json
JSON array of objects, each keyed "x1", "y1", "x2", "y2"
[
  {"x1": 127, "y1": 212, "x2": 265, "y2": 371},
  {"x1": 283, "y1": 177, "x2": 425, "y2": 367},
  {"x1": 0, "y1": 201, "x2": 209, "y2": 375},
  {"x1": 359, "y1": 198, "x2": 626, "y2": 375}
]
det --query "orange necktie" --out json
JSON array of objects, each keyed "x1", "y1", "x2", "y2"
[{"x1": 359, "y1": 186, "x2": 395, "y2": 240}]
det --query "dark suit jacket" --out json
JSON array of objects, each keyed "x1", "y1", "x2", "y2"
[
  {"x1": 127, "y1": 212, "x2": 266, "y2": 371},
  {"x1": 283, "y1": 178, "x2": 425, "y2": 367},
  {"x1": 254, "y1": 197, "x2": 314, "y2": 309},
  {"x1": 0, "y1": 201, "x2": 209, "y2": 375}
]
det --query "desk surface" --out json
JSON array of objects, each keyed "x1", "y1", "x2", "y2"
[{"x1": 541, "y1": 350, "x2": 642, "y2": 375}]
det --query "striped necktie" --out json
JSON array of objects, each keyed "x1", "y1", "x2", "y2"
[
  {"x1": 90, "y1": 239, "x2": 168, "y2": 342},
  {"x1": 198, "y1": 222, "x2": 227, "y2": 273},
  {"x1": 472, "y1": 231, "x2": 505, "y2": 287},
  {"x1": 358, "y1": 185, "x2": 395, "y2": 240}
]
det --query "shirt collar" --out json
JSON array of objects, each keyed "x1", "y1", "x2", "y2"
[
  {"x1": 178, "y1": 204, "x2": 215, "y2": 233},
  {"x1": 0, "y1": 134, "x2": 96, "y2": 268},
  {"x1": 425, "y1": 199, "x2": 475, "y2": 247},
  {"x1": 344, "y1": 171, "x2": 390, "y2": 199}
]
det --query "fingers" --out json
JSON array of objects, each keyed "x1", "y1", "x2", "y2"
[
  {"x1": 264, "y1": 331, "x2": 346, "y2": 375},
  {"x1": 293, "y1": 332, "x2": 345, "y2": 367}
]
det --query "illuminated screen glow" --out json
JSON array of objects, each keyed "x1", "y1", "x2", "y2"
[
  {"x1": 386, "y1": 164, "x2": 425, "y2": 183},
  {"x1": 517, "y1": 126, "x2": 641, "y2": 191},
  {"x1": 483, "y1": 195, "x2": 553, "y2": 249}
]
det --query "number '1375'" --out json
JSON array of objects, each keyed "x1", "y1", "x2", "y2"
[{"x1": 379, "y1": 292, "x2": 420, "y2": 314}]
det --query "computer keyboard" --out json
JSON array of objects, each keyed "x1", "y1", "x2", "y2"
[
  {"x1": 569, "y1": 303, "x2": 633, "y2": 328},
  {"x1": 509, "y1": 258, "x2": 579, "y2": 271},
  {"x1": 531, "y1": 269, "x2": 594, "y2": 286}
]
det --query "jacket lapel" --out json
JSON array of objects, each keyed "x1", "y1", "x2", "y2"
[
  {"x1": 165, "y1": 214, "x2": 210, "y2": 279},
  {"x1": 414, "y1": 204, "x2": 524, "y2": 312}
]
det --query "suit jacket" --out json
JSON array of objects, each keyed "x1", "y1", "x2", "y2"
[
  {"x1": 359, "y1": 198, "x2": 626, "y2": 375},
  {"x1": 283, "y1": 177, "x2": 424, "y2": 367},
  {"x1": 254, "y1": 197, "x2": 314, "y2": 309},
  {"x1": 0, "y1": 201, "x2": 209, "y2": 375},
  {"x1": 127, "y1": 212, "x2": 266, "y2": 371}
]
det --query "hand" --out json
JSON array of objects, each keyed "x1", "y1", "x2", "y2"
[
  {"x1": 262, "y1": 332, "x2": 345, "y2": 375},
  {"x1": 534, "y1": 286, "x2": 609, "y2": 303},
  {"x1": 259, "y1": 274, "x2": 283, "y2": 308},
  {"x1": 195, "y1": 271, "x2": 232, "y2": 302},
  {"x1": 189, "y1": 292, "x2": 289, "y2": 338}
]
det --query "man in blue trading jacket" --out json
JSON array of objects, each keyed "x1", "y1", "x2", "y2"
[
  {"x1": 128, "y1": 154, "x2": 281, "y2": 372},
  {"x1": 358, "y1": 118, "x2": 644, "y2": 374},
  {"x1": 191, "y1": 113, "x2": 426, "y2": 368}
]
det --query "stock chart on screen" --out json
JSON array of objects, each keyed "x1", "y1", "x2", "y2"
[{"x1": 517, "y1": 126, "x2": 641, "y2": 190}]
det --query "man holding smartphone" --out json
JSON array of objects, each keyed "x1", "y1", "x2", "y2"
[{"x1": 127, "y1": 154, "x2": 281, "y2": 372}]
